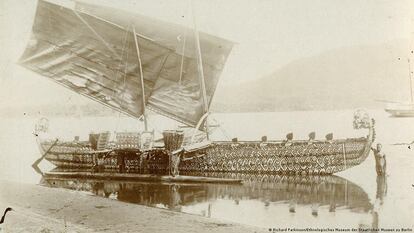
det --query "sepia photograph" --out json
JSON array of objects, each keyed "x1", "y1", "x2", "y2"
[{"x1": 0, "y1": 0, "x2": 413, "y2": 232}]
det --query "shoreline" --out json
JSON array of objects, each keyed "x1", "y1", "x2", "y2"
[{"x1": 0, "y1": 180, "x2": 264, "y2": 233}]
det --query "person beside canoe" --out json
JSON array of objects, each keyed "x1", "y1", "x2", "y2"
[{"x1": 371, "y1": 143, "x2": 386, "y2": 176}]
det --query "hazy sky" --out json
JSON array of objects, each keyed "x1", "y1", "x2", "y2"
[{"x1": 0, "y1": 0, "x2": 413, "y2": 107}]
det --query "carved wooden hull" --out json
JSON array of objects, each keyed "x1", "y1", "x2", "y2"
[
  {"x1": 180, "y1": 138, "x2": 371, "y2": 175},
  {"x1": 39, "y1": 142, "x2": 169, "y2": 174},
  {"x1": 40, "y1": 133, "x2": 372, "y2": 175}
]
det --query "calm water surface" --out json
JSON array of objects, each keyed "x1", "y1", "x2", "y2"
[{"x1": 0, "y1": 110, "x2": 413, "y2": 229}]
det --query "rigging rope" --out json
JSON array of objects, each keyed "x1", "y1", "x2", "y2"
[
  {"x1": 73, "y1": 7, "x2": 133, "y2": 130},
  {"x1": 72, "y1": 10, "x2": 121, "y2": 60},
  {"x1": 217, "y1": 121, "x2": 231, "y2": 141},
  {"x1": 178, "y1": 2, "x2": 190, "y2": 85},
  {"x1": 115, "y1": 25, "x2": 131, "y2": 133},
  {"x1": 178, "y1": 29, "x2": 187, "y2": 85}
]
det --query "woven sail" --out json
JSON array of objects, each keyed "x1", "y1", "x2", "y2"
[{"x1": 19, "y1": 0, "x2": 233, "y2": 126}]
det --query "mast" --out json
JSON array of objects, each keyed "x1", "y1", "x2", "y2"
[
  {"x1": 191, "y1": 1, "x2": 210, "y2": 139},
  {"x1": 178, "y1": 29, "x2": 187, "y2": 85},
  {"x1": 408, "y1": 59, "x2": 414, "y2": 103},
  {"x1": 133, "y1": 26, "x2": 148, "y2": 131}
]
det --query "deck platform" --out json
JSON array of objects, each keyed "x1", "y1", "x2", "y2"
[{"x1": 43, "y1": 172, "x2": 243, "y2": 184}]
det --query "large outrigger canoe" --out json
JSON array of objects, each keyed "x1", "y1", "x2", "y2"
[
  {"x1": 24, "y1": 0, "x2": 375, "y2": 176},
  {"x1": 37, "y1": 115, "x2": 374, "y2": 175}
]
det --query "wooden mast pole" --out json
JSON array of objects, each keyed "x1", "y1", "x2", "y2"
[
  {"x1": 178, "y1": 30, "x2": 187, "y2": 85},
  {"x1": 191, "y1": 1, "x2": 209, "y2": 140},
  {"x1": 133, "y1": 26, "x2": 148, "y2": 131}
]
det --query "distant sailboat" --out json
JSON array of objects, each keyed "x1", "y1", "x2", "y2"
[{"x1": 384, "y1": 56, "x2": 414, "y2": 117}]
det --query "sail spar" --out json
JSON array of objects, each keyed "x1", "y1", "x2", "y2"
[{"x1": 19, "y1": 0, "x2": 233, "y2": 127}]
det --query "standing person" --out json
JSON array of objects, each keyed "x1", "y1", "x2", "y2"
[
  {"x1": 371, "y1": 143, "x2": 387, "y2": 176},
  {"x1": 169, "y1": 149, "x2": 183, "y2": 177}
]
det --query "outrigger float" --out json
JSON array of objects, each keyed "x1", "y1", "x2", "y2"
[
  {"x1": 23, "y1": 0, "x2": 376, "y2": 178},
  {"x1": 43, "y1": 170, "x2": 243, "y2": 184}
]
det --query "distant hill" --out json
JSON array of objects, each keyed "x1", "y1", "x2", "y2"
[
  {"x1": 2, "y1": 40, "x2": 410, "y2": 117},
  {"x1": 0, "y1": 103, "x2": 118, "y2": 118},
  {"x1": 212, "y1": 40, "x2": 411, "y2": 112}
]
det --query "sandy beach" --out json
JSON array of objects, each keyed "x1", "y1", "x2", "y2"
[{"x1": 0, "y1": 180, "x2": 265, "y2": 233}]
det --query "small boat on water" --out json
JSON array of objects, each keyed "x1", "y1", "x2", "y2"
[
  {"x1": 23, "y1": 0, "x2": 375, "y2": 176},
  {"x1": 383, "y1": 57, "x2": 414, "y2": 117},
  {"x1": 385, "y1": 102, "x2": 414, "y2": 117}
]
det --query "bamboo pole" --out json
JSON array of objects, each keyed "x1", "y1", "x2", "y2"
[
  {"x1": 133, "y1": 27, "x2": 148, "y2": 131},
  {"x1": 191, "y1": 1, "x2": 209, "y2": 139},
  {"x1": 178, "y1": 30, "x2": 187, "y2": 85}
]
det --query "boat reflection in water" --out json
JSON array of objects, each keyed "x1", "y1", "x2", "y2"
[
  {"x1": 40, "y1": 170, "x2": 375, "y2": 228},
  {"x1": 362, "y1": 175, "x2": 387, "y2": 231}
]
